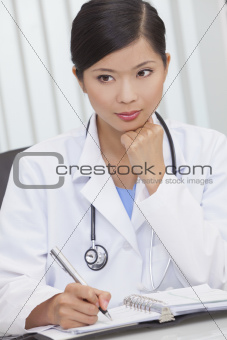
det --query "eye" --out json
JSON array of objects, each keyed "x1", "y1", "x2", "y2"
[
  {"x1": 97, "y1": 68, "x2": 153, "y2": 84},
  {"x1": 97, "y1": 75, "x2": 114, "y2": 83},
  {"x1": 137, "y1": 69, "x2": 153, "y2": 77}
]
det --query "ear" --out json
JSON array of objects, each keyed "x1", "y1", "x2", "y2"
[
  {"x1": 164, "y1": 53, "x2": 171, "y2": 81},
  {"x1": 72, "y1": 66, "x2": 87, "y2": 93}
]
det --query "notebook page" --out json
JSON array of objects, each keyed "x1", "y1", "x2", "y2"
[
  {"x1": 53, "y1": 305, "x2": 160, "y2": 335},
  {"x1": 145, "y1": 284, "x2": 227, "y2": 310}
]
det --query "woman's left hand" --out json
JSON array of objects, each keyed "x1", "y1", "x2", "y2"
[{"x1": 120, "y1": 115, "x2": 166, "y2": 195}]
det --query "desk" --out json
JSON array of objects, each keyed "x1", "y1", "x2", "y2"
[
  {"x1": 85, "y1": 311, "x2": 227, "y2": 340},
  {"x1": 1, "y1": 312, "x2": 227, "y2": 340}
]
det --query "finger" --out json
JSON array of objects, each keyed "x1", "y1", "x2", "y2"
[
  {"x1": 70, "y1": 297, "x2": 99, "y2": 316},
  {"x1": 147, "y1": 114, "x2": 154, "y2": 124},
  {"x1": 93, "y1": 288, "x2": 111, "y2": 311},
  {"x1": 120, "y1": 133, "x2": 134, "y2": 149},
  {"x1": 66, "y1": 283, "x2": 99, "y2": 306},
  {"x1": 124, "y1": 131, "x2": 139, "y2": 140},
  {"x1": 134, "y1": 120, "x2": 153, "y2": 133},
  {"x1": 74, "y1": 298, "x2": 99, "y2": 315},
  {"x1": 141, "y1": 122, "x2": 154, "y2": 131},
  {"x1": 71, "y1": 311, "x2": 98, "y2": 326},
  {"x1": 60, "y1": 310, "x2": 98, "y2": 329},
  {"x1": 143, "y1": 122, "x2": 164, "y2": 135},
  {"x1": 123, "y1": 129, "x2": 148, "y2": 143},
  {"x1": 79, "y1": 286, "x2": 99, "y2": 306}
]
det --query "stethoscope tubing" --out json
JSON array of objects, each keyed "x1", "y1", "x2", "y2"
[
  {"x1": 148, "y1": 112, "x2": 176, "y2": 291},
  {"x1": 85, "y1": 112, "x2": 176, "y2": 283}
]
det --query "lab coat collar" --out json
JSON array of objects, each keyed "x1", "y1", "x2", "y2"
[{"x1": 72, "y1": 113, "x2": 101, "y2": 182}]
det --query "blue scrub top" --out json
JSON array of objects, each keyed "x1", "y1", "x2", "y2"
[{"x1": 115, "y1": 183, "x2": 136, "y2": 219}]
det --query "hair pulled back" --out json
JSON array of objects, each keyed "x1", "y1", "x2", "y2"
[{"x1": 71, "y1": 0, "x2": 167, "y2": 81}]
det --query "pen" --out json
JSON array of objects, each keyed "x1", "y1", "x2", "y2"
[{"x1": 50, "y1": 246, "x2": 112, "y2": 321}]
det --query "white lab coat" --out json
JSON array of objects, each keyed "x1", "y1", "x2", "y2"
[{"x1": 0, "y1": 112, "x2": 227, "y2": 335}]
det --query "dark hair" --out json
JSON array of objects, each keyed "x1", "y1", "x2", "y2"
[{"x1": 71, "y1": 0, "x2": 167, "y2": 82}]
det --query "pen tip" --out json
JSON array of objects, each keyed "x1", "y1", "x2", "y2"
[{"x1": 106, "y1": 312, "x2": 112, "y2": 321}]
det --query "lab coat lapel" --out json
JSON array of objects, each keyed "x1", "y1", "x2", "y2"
[
  {"x1": 131, "y1": 113, "x2": 188, "y2": 232},
  {"x1": 80, "y1": 163, "x2": 141, "y2": 256},
  {"x1": 72, "y1": 113, "x2": 141, "y2": 257}
]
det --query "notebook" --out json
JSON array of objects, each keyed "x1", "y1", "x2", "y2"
[{"x1": 28, "y1": 284, "x2": 227, "y2": 340}]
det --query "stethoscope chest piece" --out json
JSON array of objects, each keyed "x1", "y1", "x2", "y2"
[{"x1": 84, "y1": 245, "x2": 108, "y2": 271}]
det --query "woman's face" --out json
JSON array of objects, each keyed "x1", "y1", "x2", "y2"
[{"x1": 73, "y1": 37, "x2": 171, "y2": 133}]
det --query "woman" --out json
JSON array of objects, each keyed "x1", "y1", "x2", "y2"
[{"x1": 0, "y1": 0, "x2": 227, "y2": 335}]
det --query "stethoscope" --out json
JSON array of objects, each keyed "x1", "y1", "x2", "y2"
[{"x1": 84, "y1": 112, "x2": 176, "y2": 291}]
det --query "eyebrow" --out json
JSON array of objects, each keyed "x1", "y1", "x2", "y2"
[{"x1": 92, "y1": 60, "x2": 156, "y2": 73}]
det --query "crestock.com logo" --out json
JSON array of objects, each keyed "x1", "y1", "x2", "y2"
[
  {"x1": 13, "y1": 152, "x2": 65, "y2": 189},
  {"x1": 13, "y1": 151, "x2": 213, "y2": 189}
]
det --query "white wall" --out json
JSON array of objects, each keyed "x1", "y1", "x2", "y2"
[{"x1": 0, "y1": 0, "x2": 226, "y2": 153}]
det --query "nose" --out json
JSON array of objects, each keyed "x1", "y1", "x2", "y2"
[{"x1": 116, "y1": 79, "x2": 138, "y2": 104}]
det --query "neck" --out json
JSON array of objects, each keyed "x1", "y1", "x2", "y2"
[{"x1": 96, "y1": 114, "x2": 129, "y2": 162}]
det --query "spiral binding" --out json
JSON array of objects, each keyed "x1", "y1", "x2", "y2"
[{"x1": 123, "y1": 294, "x2": 175, "y2": 323}]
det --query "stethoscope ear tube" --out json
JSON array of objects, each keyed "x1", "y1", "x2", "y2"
[{"x1": 155, "y1": 111, "x2": 176, "y2": 175}]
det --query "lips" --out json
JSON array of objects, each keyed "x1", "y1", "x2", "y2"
[
  {"x1": 116, "y1": 110, "x2": 141, "y2": 116},
  {"x1": 115, "y1": 110, "x2": 142, "y2": 121}
]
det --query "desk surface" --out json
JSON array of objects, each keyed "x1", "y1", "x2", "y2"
[
  {"x1": 1, "y1": 312, "x2": 227, "y2": 340},
  {"x1": 93, "y1": 311, "x2": 227, "y2": 340}
]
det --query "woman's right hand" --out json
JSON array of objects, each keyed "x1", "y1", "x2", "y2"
[{"x1": 48, "y1": 283, "x2": 111, "y2": 329}]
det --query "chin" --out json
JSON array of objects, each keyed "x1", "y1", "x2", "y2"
[{"x1": 118, "y1": 121, "x2": 145, "y2": 133}]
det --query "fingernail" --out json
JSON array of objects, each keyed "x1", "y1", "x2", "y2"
[
  {"x1": 96, "y1": 302, "x2": 100, "y2": 308},
  {"x1": 103, "y1": 300, "x2": 109, "y2": 310}
]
